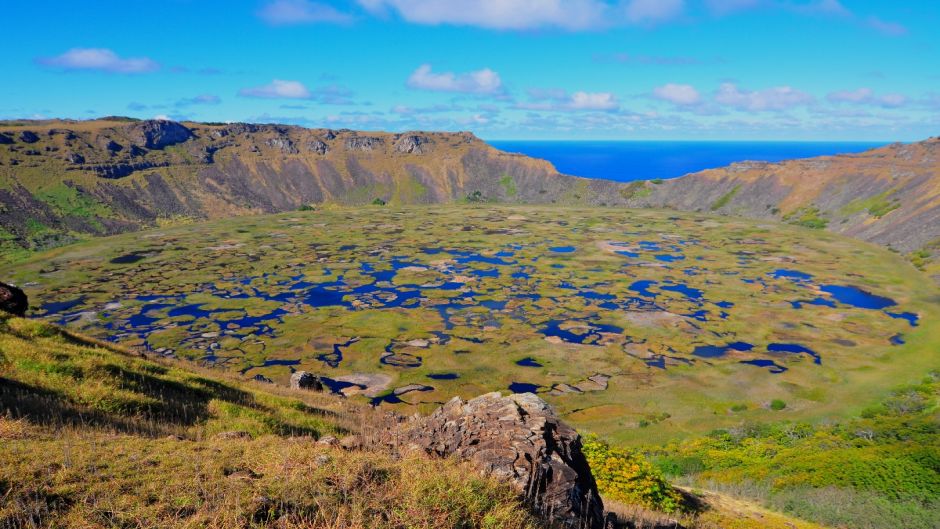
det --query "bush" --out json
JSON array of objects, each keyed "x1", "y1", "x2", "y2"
[
  {"x1": 372, "y1": 198, "x2": 387, "y2": 206},
  {"x1": 770, "y1": 399, "x2": 786, "y2": 411},
  {"x1": 582, "y1": 435, "x2": 685, "y2": 513}
]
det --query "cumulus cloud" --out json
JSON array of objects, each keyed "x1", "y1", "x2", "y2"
[
  {"x1": 517, "y1": 89, "x2": 619, "y2": 111},
  {"x1": 37, "y1": 48, "x2": 159, "y2": 74},
  {"x1": 257, "y1": 0, "x2": 353, "y2": 25},
  {"x1": 407, "y1": 64, "x2": 503, "y2": 94},
  {"x1": 827, "y1": 88, "x2": 907, "y2": 108},
  {"x1": 653, "y1": 83, "x2": 701, "y2": 106},
  {"x1": 714, "y1": 82, "x2": 813, "y2": 111},
  {"x1": 239, "y1": 79, "x2": 312, "y2": 99},
  {"x1": 358, "y1": 0, "x2": 684, "y2": 30}
]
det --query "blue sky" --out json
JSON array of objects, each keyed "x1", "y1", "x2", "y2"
[{"x1": 3, "y1": 0, "x2": 938, "y2": 140}]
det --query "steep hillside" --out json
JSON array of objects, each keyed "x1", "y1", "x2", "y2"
[
  {"x1": 0, "y1": 117, "x2": 624, "y2": 257},
  {"x1": 0, "y1": 314, "x2": 540, "y2": 528},
  {"x1": 626, "y1": 138, "x2": 940, "y2": 268}
]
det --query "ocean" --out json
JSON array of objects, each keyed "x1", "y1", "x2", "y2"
[{"x1": 487, "y1": 141, "x2": 888, "y2": 182}]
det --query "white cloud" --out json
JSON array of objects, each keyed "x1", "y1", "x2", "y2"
[
  {"x1": 239, "y1": 79, "x2": 312, "y2": 99},
  {"x1": 715, "y1": 82, "x2": 813, "y2": 111},
  {"x1": 358, "y1": 0, "x2": 684, "y2": 30},
  {"x1": 827, "y1": 88, "x2": 908, "y2": 108},
  {"x1": 37, "y1": 48, "x2": 159, "y2": 74},
  {"x1": 653, "y1": 83, "x2": 701, "y2": 105},
  {"x1": 407, "y1": 64, "x2": 502, "y2": 94},
  {"x1": 569, "y1": 91, "x2": 619, "y2": 110},
  {"x1": 517, "y1": 89, "x2": 619, "y2": 111},
  {"x1": 257, "y1": 0, "x2": 353, "y2": 25}
]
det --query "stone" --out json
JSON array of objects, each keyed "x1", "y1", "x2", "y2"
[
  {"x1": 64, "y1": 152, "x2": 85, "y2": 164},
  {"x1": 316, "y1": 435, "x2": 339, "y2": 447},
  {"x1": 384, "y1": 392, "x2": 605, "y2": 528},
  {"x1": 307, "y1": 139, "x2": 329, "y2": 155},
  {"x1": 395, "y1": 134, "x2": 431, "y2": 154},
  {"x1": 339, "y1": 435, "x2": 361, "y2": 450},
  {"x1": 290, "y1": 370, "x2": 323, "y2": 391},
  {"x1": 0, "y1": 282, "x2": 28, "y2": 316},
  {"x1": 266, "y1": 137, "x2": 298, "y2": 154},
  {"x1": 126, "y1": 119, "x2": 192, "y2": 149},
  {"x1": 344, "y1": 136, "x2": 383, "y2": 152},
  {"x1": 18, "y1": 131, "x2": 39, "y2": 143}
]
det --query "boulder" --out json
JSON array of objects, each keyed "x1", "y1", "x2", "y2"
[
  {"x1": 387, "y1": 392, "x2": 606, "y2": 528},
  {"x1": 126, "y1": 120, "x2": 192, "y2": 149},
  {"x1": 0, "y1": 133, "x2": 13, "y2": 144},
  {"x1": 64, "y1": 152, "x2": 85, "y2": 164},
  {"x1": 0, "y1": 282, "x2": 28, "y2": 316},
  {"x1": 307, "y1": 139, "x2": 329, "y2": 155},
  {"x1": 290, "y1": 370, "x2": 323, "y2": 391},
  {"x1": 18, "y1": 131, "x2": 39, "y2": 143}
]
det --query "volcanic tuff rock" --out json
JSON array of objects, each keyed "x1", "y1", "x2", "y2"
[
  {"x1": 0, "y1": 281, "x2": 27, "y2": 316},
  {"x1": 384, "y1": 392, "x2": 606, "y2": 529},
  {"x1": 289, "y1": 371, "x2": 323, "y2": 391}
]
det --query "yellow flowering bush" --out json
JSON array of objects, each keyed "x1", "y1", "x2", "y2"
[{"x1": 582, "y1": 434, "x2": 685, "y2": 513}]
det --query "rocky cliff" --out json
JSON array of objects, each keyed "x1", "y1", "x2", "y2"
[
  {"x1": 1, "y1": 118, "x2": 937, "y2": 267},
  {"x1": 0, "y1": 118, "x2": 625, "y2": 255}
]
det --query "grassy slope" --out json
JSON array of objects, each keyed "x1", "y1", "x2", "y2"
[{"x1": 0, "y1": 315, "x2": 537, "y2": 528}]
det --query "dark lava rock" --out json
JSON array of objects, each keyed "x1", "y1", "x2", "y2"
[
  {"x1": 128, "y1": 145, "x2": 147, "y2": 157},
  {"x1": 65, "y1": 152, "x2": 85, "y2": 164},
  {"x1": 127, "y1": 120, "x2": 193, "y2": 149},
  {"x1": 18, "y1": 131, "x2": 40, "y2": 143},
  {"x1": 344, "y1": 136, "x2": 383, "y2": 152},
  {"x1": 395, "y1": 134, "x2": 431, "y2": 154},
  {"x1": 104, "y1": 140, "x2": 123, "y2": 153},
  {"x1": 388, "y1": 392, "x2": 606, "y2": 529},
  {"x1": 289, "y1": 370, "x2": 323, "y2": 391},
  {"x1": 0, "y1": 282, "x2": 28, "y2": 316},
  {"x1": 0, "y1": 133, "x2": 13, "y2": 144}
]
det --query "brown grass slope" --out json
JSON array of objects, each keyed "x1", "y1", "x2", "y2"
[{"x1": 628, "y1": 138, "x2": 940, "y2": 259}]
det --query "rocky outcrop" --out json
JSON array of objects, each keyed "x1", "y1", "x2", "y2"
[
  {"x1": 127, "y1": 120, "x2": 192, "y2": 149},
  {"x1": 345, "y1": 136, "x2": 383, "y2": 152},
  {"x1": 290, "y1": 370, "x2": 323, "y2": 391},
  {"x1": 0, "y1": 282, "x2": 27, "y2": 316},
  {"x1": 386, "y1": 392, "x2": 606, "y2": 529},
  {"x1": 395, "y1": 134, "x2": 430, "y2": 154},
  {"x1": 307, "y1": 140, "x2": 329, "y2": 155},
  {"x1": 18, "y1": 131, "x2": 39, "y2": 143},
  {"x1": 266, "y1": 137, "x2": 298, "y2": 154}
]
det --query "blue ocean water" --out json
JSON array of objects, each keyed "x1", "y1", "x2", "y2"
[{"x1": 487, "y1": 141, "x2": 888, "y2": 182}]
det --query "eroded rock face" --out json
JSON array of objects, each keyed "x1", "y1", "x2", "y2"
[
  {"x1": 395, "y1": 134, "x2": 430, "y2": 154},
  {"x1": 344, "y1": 136, "x2": 383, "y2": 152},
  {"x1": 127, "y1": 120, "x2": 193, "y2": 149},
  {"x1": 388, "y1": 392, "x2": 606, "y2": 528},
  {"x1": 0, "y1": 281, "x2": 28, "y2": 316}
]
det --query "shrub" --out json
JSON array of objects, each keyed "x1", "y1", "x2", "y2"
[
  {"x1": 582, "y1": 435, "x2": 685, "y2": 513},
  {"x1": 770, "y1": 399, "x2": 786, "y2": 411}
]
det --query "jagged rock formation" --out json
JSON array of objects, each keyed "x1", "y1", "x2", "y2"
[
  {"x1": 0, "y1": 281, "x2": 27, "y2": 316},
  {"x1": 383, "y1": 392, "x2": 607, "y2": 529}
]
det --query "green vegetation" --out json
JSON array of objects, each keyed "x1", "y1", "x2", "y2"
[
  {"x1": 784, "y1": 206, "x2": 829, "y2": 229},
  {"x1": 372, "y1": 198, "x2": 387, "y2": 206},
  {"x1": 710, "y1": 184, "x2": 741, "y2": 211},
  {"x1": 4, "y1": 206, "x2": 936, "y2": 446},
  {"x1": 500, "y1": 173, "x2": 518, "y2": 197},
  {"x1": 840, "y1": 190, "x2": 901, "y2": 219},
  {"x1": 583, "y1": 435, "x2": 684, "y2": 513},
  {"x1": 619, "y1": 181, "x2": 652, "y2": 200},
  {"x1": 770, "y1": 399, "x2": 787, "y2": 411},
  {"x1": 652, "y1": 373, "x2": 940, "y2": 529}
]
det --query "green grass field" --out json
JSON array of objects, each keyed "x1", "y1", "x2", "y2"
[{"x1": 3, "y1": 205, "x2": 937, "y2": 444}]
